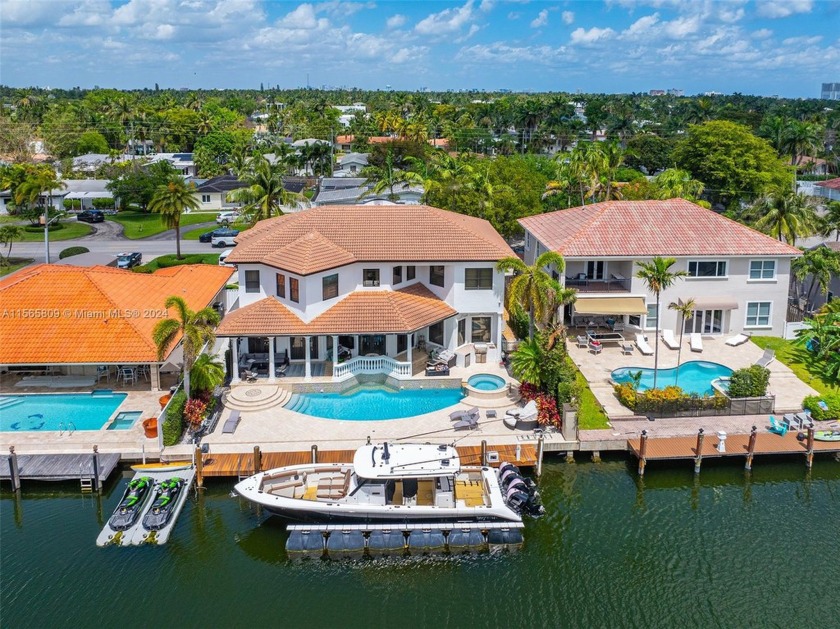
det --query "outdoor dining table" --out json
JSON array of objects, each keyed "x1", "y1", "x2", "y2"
[{"x1": 587, "y1": 331, "x2": 625, "y2": 344}]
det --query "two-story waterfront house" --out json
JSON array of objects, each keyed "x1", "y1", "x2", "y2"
[
  {"x1": 519, "y1": 200, "x2": 801, "y2": 337},
  {"x1": 216, "y1": 205, "x2": 514, "y2": 381}
]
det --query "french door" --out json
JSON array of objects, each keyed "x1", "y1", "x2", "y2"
[{"x1": 684, "y1": 309, "x2": 724, "y2": 334}]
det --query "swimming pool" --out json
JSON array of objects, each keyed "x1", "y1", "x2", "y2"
[
  {"x1": 611, "y1": 361, "x2": 733, "y2": 396},
  {"x1": 0, "y1": 393, "x2": 128, "y2": 431},
  {"x1": 466, "y1": 374, "x2": 506, "y2": 391},
  {"x1": 285, "y1": 384, "x2": 464, "y2": 420}
]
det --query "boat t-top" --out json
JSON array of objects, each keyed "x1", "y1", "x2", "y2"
[{"x1": 234, "y1": 442, "x2": 542, "y2": 524}]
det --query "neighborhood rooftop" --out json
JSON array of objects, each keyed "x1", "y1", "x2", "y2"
[
  {"x1": 0, "y1": 264, "x2": 234, "y2": 365},
  {"x1": 227, "y1": 204, "x2": 515, "y2": 274},
  {"x1": 518, "y1": 199, "x2": 803, "y2": 258}
]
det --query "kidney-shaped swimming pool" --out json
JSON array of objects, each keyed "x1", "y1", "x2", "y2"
[{"x1": 611, "y1": 361, "x2": 733, "y2": 396}]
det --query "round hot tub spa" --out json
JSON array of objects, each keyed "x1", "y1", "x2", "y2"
[{"x1": 462, "y1": 373, "x2": 511, "y2": 401}]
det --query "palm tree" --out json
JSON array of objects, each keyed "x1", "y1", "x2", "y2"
[
  {"x1": 510, "y1": 338, "x2": 544, "y2": 388},
  {"x1": 189, "y1": 353, "x2": 226, "y2": 394},
  {"x1": 362, "y1": 151, "x2": 423, "y2": 202},
  {"x1": 635, "y1": 257, "x2": 688, "y2": 389},
  {"x1": 0, "y1": 225, "x2": 23, "y2": 265},
  {"x1": 654, "y1": 168, "x2": 705, "y2": 202},
  {"x1": 751, "y1": 190, "x2": 818, "y2": 245},
  {"x1": 668, "y1": 297, "x2": 696, "y2": 385},
  {"x1": 792, "y1": 246, "x2": 840, "y2": 312},
  {"x1": 228, "y1": 156, "x2": 300, "y2": 223},
  {"x1": 497, "y1": 251, "x2": 566, "y2": 340},
  {"x1": 16, "y1": 166, "x2": 65, "y2": 263},
  {"x1": 148, "y1": 177, "x2": 199, "y2": 259},
  {"x1": 820, "y1": 201, "x2": 840, "y2": 241},
  {"x1": 152, "y1": 296, "x2": 221, "y2": 399},
  {"x1": 783, "y1": 119, "x2": 822, "y2": 165}
]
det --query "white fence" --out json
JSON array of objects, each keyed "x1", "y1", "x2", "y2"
[{"x1": 332, "y1": 355, "x2": 412, "y2": 381}]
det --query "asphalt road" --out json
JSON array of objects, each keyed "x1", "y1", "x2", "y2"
[{"x1": 13, "y1": 219, "x2": 219, "y2": 262}]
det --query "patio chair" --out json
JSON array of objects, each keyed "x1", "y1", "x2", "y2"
[
  {"x1": 588, "y1": 341, "x2": 602, "y2": 355},
  {"x1": 506, "y1": 399, "x2": 537, "y2": 420},
  {"x1": 453, "y1": 414, "x2": 479, "y2": 431},
  {"x1": 119, "y1": 367, "x2": 136, "y2": 385},
  {"x1": 612, "y1": 321, "x2": 625, "y2": 332},
  {"x1": 621, "y1": 343, "x2": 634, "y2": 355},
  {"x1": 222, "y1": 410, "x2": 241, "y2": 434},
  {"x1": 96, "y1": 366, "x2": 110, "y2": 382},
  {"x1": 635, "y1": 334, "x2": 654, "y2": 356},
  {"x1": 689, "y1": 333, "x2": 703, "y2": 353},
  {"x1": 768, "y1": 415, "x2": 788, "y2": 437},
  {"x1": 450, "y1": 407, "x2": 480, "y2": 422},
  {"x1": 755, "y1": 349, "x2": 775, "y2": 368},
  {"x1": 242, "y1": 369, "x2": 258, "y2": 383},
  {"x1": 725, "y1": 332, "x2": 751, "y2": 346},
  {"x1": 661, "y1": 329, "x2": 679, "y2": 350},
  {"x1": 576, "y1": 335, "x2": 589, "y2": 348}
]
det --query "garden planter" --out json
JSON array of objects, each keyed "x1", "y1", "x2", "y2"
[
  {"x1": 142, "y1": 418, "x2": 158, "y2": 439},
  {"x1": 158, "y1": 394, "x2": 172, "y2": 409}
]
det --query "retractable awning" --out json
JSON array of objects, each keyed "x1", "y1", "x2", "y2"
[
  {"x1": 573, "y1": 296, "x2": 647, "y2": 315},
  {"x1": 681, "y1": 297, "x2": 739, "y2": 310}
]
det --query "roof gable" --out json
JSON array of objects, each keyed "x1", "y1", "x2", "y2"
[{"x1": 518, "y1": 199, "x2": 802, "y2": 258}]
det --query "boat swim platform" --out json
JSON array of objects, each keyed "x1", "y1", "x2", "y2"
[
  {"x1": 196, "y1": 444, "x2": 537, "y2": 479},
  {"x1": 628, "y1": 430, "x2": 840, "y2": 474},
  {"x1": 2, "y1": 451, "x2": 120, "y2": 484}
]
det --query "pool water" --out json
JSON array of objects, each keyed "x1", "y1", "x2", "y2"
[
  {"x1": 611, "y1": 361, "x2": 733, "y2": 396},
  {"x1": 286, "y1": 384, "x2": 464, "y2": 420},
  {"x1": 466, "y1": 374, "x2": 506, "y2": 391},
  {"x1": 0, "y1": 393, "x2": 128, "y2": 431},
  {"x1": 106, "y1": 411, "x2": 142, "y2": 430}
]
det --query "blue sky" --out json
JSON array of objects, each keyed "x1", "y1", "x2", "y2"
[{"x1": 1, "y1": 0, "x2": 837, "y2": 97}]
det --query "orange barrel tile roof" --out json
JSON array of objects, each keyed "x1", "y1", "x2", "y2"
[
  {"x1": 216, "y1": 284, "x2": 457, "y2": 337},
  {"x1": 0, "y1": 264, "x2": 234, "y2": 365},
  {"x1": 518, "y1": 199, "x2": 803, "y2": 258},
  {"x1": 227, "y1": 204, "x2": 514, "y2": 275}
]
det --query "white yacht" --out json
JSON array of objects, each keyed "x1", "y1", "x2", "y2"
[{"x1": 234, "y1": 443, "x2": 541, "y2": 523}]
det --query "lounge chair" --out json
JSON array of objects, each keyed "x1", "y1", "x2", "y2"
[
  {"x1": 242, "y1": 369, "x2": 258, "y2": 383},
  {"x1": 450, "y1": 407, "x2": 480, "y2": 422},
  {"x1": 588, "y1": 341, "x2": 603, "y2": 355},
  {"x1": 453, "y1": 414, "x2": 479, "y2": 431},
  {"x1": 689, "y1": 333, "x2": 703, "y2": 353},
  {"x1": 768, "y1": 415, "x2": 788, "y2": 437},
  {"x1": 506, "y1": 399, "x2": 537, "y2": 419},
  {"x1": 661, "y1": 329, "x2": 679, "y2": 350},
  {"x1": 504, "y1": 400, "x2": 539, "y2": 430},
  {"x1": 635, "y1": 334, "x2": 654, "y2": 356},
  {"x1": 576, "y1": 335, "x2": 589, "y2": 348},
  {"x1": 755, "y1": 349, "x2": 775, "y2": 368},
  {"x1": 222, "y1": 410, "x2": 241, "y2": 434},
  {"x1": 725, "y1": 332, "x2": 751, "y2": 346}
]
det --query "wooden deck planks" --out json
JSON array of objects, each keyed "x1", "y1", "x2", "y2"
[
  {"x1": 628, "y1": 432, "x2": 840, "y2": 461},
  {"x1": 199, "y1": 444, "x2": 537, "y2": 478},
  {"x1": 1, "y1": 453, "x2": 120, "y2": 481}
]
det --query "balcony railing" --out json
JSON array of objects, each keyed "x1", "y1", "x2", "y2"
[
  {"x1": 333, "y1": 355, "x2": 412, "y2": 381},
  {"x1": 565, "y1": 276, "x2": 631, "y2": 293}
]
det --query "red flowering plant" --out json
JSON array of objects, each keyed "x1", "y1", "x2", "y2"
[
  {"x1": 518, "y1": 382, "x2": 540, "y2": 402},
  {"x1": 535, "y1": 394, "x2": 562, "y2": 428},
  {"x1": 183, "y1": 398, "x2": 207, "y2": 430}
]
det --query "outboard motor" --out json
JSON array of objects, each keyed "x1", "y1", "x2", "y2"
[
  {"x1": 498, "y1": 462, "x2": 520, "y2": 478},
  {"x1": 506, "y1": 478, "x2": 529, "y2": 498},
  {"x1": 505, "y1": 490, "x2": 531, "y2": 514}
]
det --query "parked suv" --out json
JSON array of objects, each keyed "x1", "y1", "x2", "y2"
[
  {"x1": 77, "y1": 210, "x2": 105, "y2": 223},
  {"x1": 116, "y1": 252, "x2": 142, "y2": 269},
  {"x1": 200, "y1": 227, "x2": 239, "y2": 243},
  {"x1": 216, "y1": 211, "x2": 240, "y2": 225},
  {"x1": 211, "y1": 229, "x2": 239, "y2": 248}
]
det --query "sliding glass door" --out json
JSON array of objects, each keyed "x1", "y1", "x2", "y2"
[{"x1": 684, "y1": 309, "x2": 724, "y2": 334}]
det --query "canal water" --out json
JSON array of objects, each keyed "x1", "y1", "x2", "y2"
[{"x1": 2, "y1": 456, "x2": 839, "y2": 628}]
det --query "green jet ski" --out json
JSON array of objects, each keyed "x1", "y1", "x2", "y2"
[
  {"x1": 108, "y1": 477, "x2": 153, "y2": 531},
  {"x1": 142, "y1": 478, "x2": 186, "y2": 531}
]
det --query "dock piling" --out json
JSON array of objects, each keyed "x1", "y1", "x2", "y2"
[
  {"x1": 591, "y1": 450, "x2": 601, "y2": 463},
  {"x1": 195, "y1": 445, "x2": 204, "y2": 487},
  {"x1": 481, "y1": 440, "x2": 487, "y2": 466},
  {"x1": 253, "y1": 446, "x2": 261, "y2": 474},
  {"x1": 92, "y1": 445, "x2": 101, "y2": 493},
  {"x1": 565, "y1": 451, "x2": 575, "y2": 464},
  {"x1": 745, "y1": 426, "x2": 758, "y2": 471},
  {"x1": 806, "y1": 427, "x2": 815, "y2": 469},
  {"x1": 311, "y1": 445, "x2": 318, "y2": 464},
  {"x1": 694, "y1": 429, "x2": 705, "y2": 475},
  {"x1": 8, "y1": 446, "x2": 21, "y2": 492},
  {"x1": 536, "y1": 435, "x2": 544, "y2": 477},
  {"x1": 638, "y1": 430, "x2": 648, "y2": 476}
]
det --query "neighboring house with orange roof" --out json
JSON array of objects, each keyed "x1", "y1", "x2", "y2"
[
  {"x1": 519, "y1": 199, "x2": 802, "y2": 337},
  {"x1": 0, "y1": 264, "x2": 234, "y2": 390},
  {"x1": 814, "y1": 177, "x2": 840, "y2": 202},
  {"x1": 216, "y1": 204, "x2": 514, "y2": 381}
]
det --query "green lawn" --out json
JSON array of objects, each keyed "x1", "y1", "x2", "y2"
[
  {"x1": 134, "y1": 253, "x2": 221, "y2": 273},
  {"x1": 751, "y1": 336, "x2": 838, "y2": 395},
  {"x1": 0, "y1": 258, "x2": 34, "y2": 276},
  {"x1": 18, "y1": 221, "x2": 93, "y2": 241},
  {"x1": 109, "y1": 211, "x2": 218, "y2": 239},
  {"x1": 568, "y1": 358, "x2": 611, "y2": 429},
  {"x1": 183, "y1": 223, "x2": 250, "y2": 240}
]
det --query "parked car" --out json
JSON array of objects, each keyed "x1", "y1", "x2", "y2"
[
  {"x1": 116, "y1": 252, "x2": 142, "y2": 269},
  {"x1": 211, "y1": 229, "x2": 239, "y2": 248},
  {"x1": 216, "y1": 211, "x2": 240, "y2": 225},
  {"x1": 199, "y1": 227, "x2": 239, "y2": 243},
  {"x1": 218, "y1": 249, "x2": 234, "y2": 267},
  {"x1": 77, "y1": 210, "x2": 105, "y2": 223}
]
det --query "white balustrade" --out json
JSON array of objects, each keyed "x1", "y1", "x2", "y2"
[{"x1": 333, "y1": 355, "x2": 412, "y2": 381}]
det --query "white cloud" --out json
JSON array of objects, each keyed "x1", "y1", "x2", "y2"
[
  {"x1": 386, "y1": 14, "x2": 407, "y2": 29},
  {"x1": 457, "y1": 43, "x2": 568, "y2": 65},
  {"x1": 415, "y1": 0, "x2": 475, "y2": 35},
  {"x1": 756, "y1": 0, "x2": 813, "y2": 19},
  {"x1": 530, "y1": 9, "x2": 548, "y2": 28},
  {"x1": 456, "y1": 24, "x2": 481, "y2": 43},
  {"x1": 152, "y1": 24, "x2": 177, "y2": 40},
  {"x1": 479, "y1": 0, "x2": 495, "y2": 11},
  {"x1": 782, "y1": 35, "x2": 822, "y2": 46},
  {"x1": 570, "y1": 26, "x2": 616, "y2": 45},
  {"x1": 562, "y1": 11, "x2": 574, "y2": 25},
  {"x1": 663, "y1": 15, "x2": 700, "y2": 38},
  {"x1": 57, "y1": 0, "x2": 111, "y2": 27},
  {"x1": 508, "y1": 12, "x2": 521, "y2": 20},
  {"x1": 624, "y1": 13, "x2": 659, "y2": 36},
  {"x1": 752, "y1": 28, "x2": 773, "y2": 39},
  {"x1": 277, "y1": 4, "x2": 320, "y2": 29}
]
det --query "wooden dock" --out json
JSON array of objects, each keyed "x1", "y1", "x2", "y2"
[
  {"x1": 2, "y1": 450, "x2": 120, "y2": 485},
  {"x1": 198, "y1": 444, "x2": 537, "y2": 479},
  {"x1": 628, "y1": 428, "x2": 840, "y2": 475}
]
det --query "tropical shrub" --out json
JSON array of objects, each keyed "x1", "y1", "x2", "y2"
[
  {"x1": 508, "y1": 304, "x2": 530, "y2": 341},
  {"x1": 91, "y1": 198, "x2": 113, "y2": 209},
  {"x1": 162, "y1": 390, "x2": 187, "y2": 446},
  {"x1": 183, "y1": 398, "x2": 207, "y2": 429},
  {"x1": 803, "y1": 393, "x2": 840, "y2": 421},
  {"x1": 727, "y1": 365, "x2": 770, "y2": 398},
  {"x1": 59, "y1": 246, "x2": 89, "y2": 259},
  {"x1": 613, "y1": 383, "x2": 727, "y2": 414},
  {"x1": 62, "y1": 199, "x2": 82, "y2": 210},
  {"x1": 535, "y1": 395, "x2": 561, "y2": 428}
]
